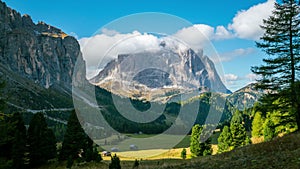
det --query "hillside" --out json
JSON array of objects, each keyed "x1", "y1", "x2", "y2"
[
  {"x1": 37, "y1": 131, "x2": 300, "y2": 169},
  {"x1": 159, "y1": 132, "x2": 300, "y2": 169}
]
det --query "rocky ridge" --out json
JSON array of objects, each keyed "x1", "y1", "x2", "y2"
[{"x1": 0, "y1": 1, "x2": 83, "y2": 91}]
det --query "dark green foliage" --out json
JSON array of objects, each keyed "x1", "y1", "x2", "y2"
[
  {"x1": 217, "y1": 126, "x2": 232, "y2": 153},
  {"x1": 109, "y1": 154, "x2": 121, "y2": 169},
  {"x1": 231, "y1": 110, "x2": 243, "y2": 124},
  {"x1": 84, "y1": 140, "x2": 102, "y2": 163},
  {"x1": 67, "y1": 156, "x2": 74, "y2": 169},
  {"x1": 93, "y1": 147, "x2": 102, "y2": 162},
  {"x1": 190, "y1": 124, "x2": 212, "y2": 157},
  {"x1": 230, "y1": 111, "x2": 250, "y2": 148},
  {"x1": 181, "y1": 148, "x2": 187, "y2": 159},
  {"x1": 95, "y1": 87, "x2": 169, "y2": 134},
  {"x1": 60, "y1": 110, "x2": 87, "y2": 161},
  {"x1": 252, "y1": 111, "x2": 265, "y2": 137},
  {"x1": 60, "y1": 110, "x2": 101, "y2": 167},
  {"x1": 27, "y1": 112, "x2": 57, "y2": 167},
  {"x1": 263, "y1": 119, "x2": 275, "y2": 141},
  {"x1": 95, "y1": 87, "x2": 233, "y2": 135},
  {"x1": 217, "y1": 110, "x2": 251, "y2": 154},
  {"x1": 133, "y1": 159, "x2": 139, "y2": 168},
  {"x1": 10, "y1": 113, "x2": 27, "y2": 169},
  {"x1": 0, "y1": 113, "x2": 27, "y2": 169},
  {"x1": 190, "y1": 125, "x2": 201, "y2": 156},
  {"x1": 230, "y1": 122, "x2": 248, "y2": 148},
  {"x1": 252, "y1": 0, "x2": 300, "y2": 129}
]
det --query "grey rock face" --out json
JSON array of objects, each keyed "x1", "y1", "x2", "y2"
[
  {"x1": 0, "y1": 1, "x2": 83, "y2": 91},
  {"x1": 133, "y1": 68, "x2": 173, "y2": 88},
  {"x1": 91, "y1": 47, "x2": 230, "y2": 101}
]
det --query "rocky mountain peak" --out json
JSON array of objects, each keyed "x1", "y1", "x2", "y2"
[{"x1": 91, "y1": 46, "x2": 230, "y2": 102}]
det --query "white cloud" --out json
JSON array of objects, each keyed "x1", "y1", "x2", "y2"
[
  {"x1": 225, "y1": 74, "x2": 239, "y2": 81},
  {"x1": 173, "y1": 24, "x2": 213, "y2": 50},
  {"x1": 215, "y1": 26, "x2": 234, "y2": 40},
  {"x1": 228, "y1": 0, "x2": 275, "y2": 40},
  {"x1": 218, "y1": 48, "x2": 256, "y2": 62},
  {"x1": 223, "y1": 73, "x2": 262, "y2": 91},
  {"x1": 246, "y1": 73, "x2": 261, "y2": 82},
  {"x1": 79, "y1": 30, "x2": 196, "y2": 78},
  {"x1": 173, "y1": 0, "x2": 275, "y2": 43},
  {"x1": 173, "y1": 24, "x2": 233, "y2": 50},
  {"x1": 222, "y1": 73, "x2": 240, "y2": 87},
  {"x1": 101, "y1": 28, "x2": 119, "y2": 36},
  {"x1": 79, "y1": 31, "x2": 164, "y2": 78}
]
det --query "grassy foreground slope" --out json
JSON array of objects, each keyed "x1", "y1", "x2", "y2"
[
  {"x1": 39, "y1": 131, "x2": 300, "y2": 169},
  {"x1": 161, "y1": 132, "x2": 300, "y2": 169}
]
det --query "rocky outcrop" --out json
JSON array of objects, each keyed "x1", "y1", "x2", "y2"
[
  {"x1": 0, "y1": 1, "x2": 82, "y2": 91},
  {"x1": 227, "y1": 83, "x2": 265, "y2": 110}
]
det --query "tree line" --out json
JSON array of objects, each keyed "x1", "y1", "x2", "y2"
[{"x1": 0, "y1": 110, "x2": 102, "y2": 169}]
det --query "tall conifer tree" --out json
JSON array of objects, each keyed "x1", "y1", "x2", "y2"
[
  {"x1": 252, "y1": 0, "x2": 300, "y2": 129},
  {"x1": 27, "y1": 113, "x2": 57, "y2": 167}
]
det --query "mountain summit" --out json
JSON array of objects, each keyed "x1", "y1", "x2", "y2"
[{"x1": 91, "y1": 44, "x2": 230, "y2": 102}]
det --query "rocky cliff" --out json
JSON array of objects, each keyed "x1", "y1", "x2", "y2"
[
  {"x1": 0, "y1": 1, "x2": 85, "y2": 111},
  {"x1": 0, "y1": 1, "x2": 82, "y2": 91}
]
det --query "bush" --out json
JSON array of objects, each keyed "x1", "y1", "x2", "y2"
[
  {"x1": 109, "y1": 154, "x2": 121, "y2": 169},
  {"x1": 181, "y1": 148, "x2": 187, "y2": 159},
  {"x1": 132, "y1": 159, "x2": 139, "y2": 168}
]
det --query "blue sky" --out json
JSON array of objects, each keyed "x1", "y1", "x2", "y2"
[{"x1": 3, "y1": 0, "x2": 276, "y2": 91}]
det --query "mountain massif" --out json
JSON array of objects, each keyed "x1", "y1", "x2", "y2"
[{"x1": 91, "y1": 46, "x2": 231, "y2": 102}]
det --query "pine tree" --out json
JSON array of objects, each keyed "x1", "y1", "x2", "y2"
[
  {"x1": 59, "y1": 110, "x2": 98, "y2": 165},
  {"x1": 27, "y1": 112, "x2": 57, "y2": 167},
  {"x1": 0, "y1": 113, "x2": 27, "y2": 169},
  {"x1": 181, "y1": 148, "x2": 187, "y2": 159},
  {"x1": 109, "y1": 154, "x2": 121, "y2": 169},
  {"x1": 0, "y1": 114, "x2": 13, "y2": 168},
  {"x1": 252, "y1": 0, "x2": 300, "y2": 129},
  {"x1": 231, "y1": 110, "x2": 243, "y2": 124},
  {"x1": 252, "y1": 111, "x2": 265, "y2": 137},
  {"x1": 230, "y1": 123, "x2": 248, "y2": 148},
  {"x1": 190, "y1": 124, "x2": 201, "y2": 156},
  {"x1": 230, "y1": 111, "x2": 250, "y2": 148},
  {"x1": 190, "y1": 124, "x2": 212, "y2": 157},
  {"x1": 10, "y1": 113, "x2": 27, "y2": 169},
  {"x1": 217, "y1": 126, "x2": 232, "y2": 153}
]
